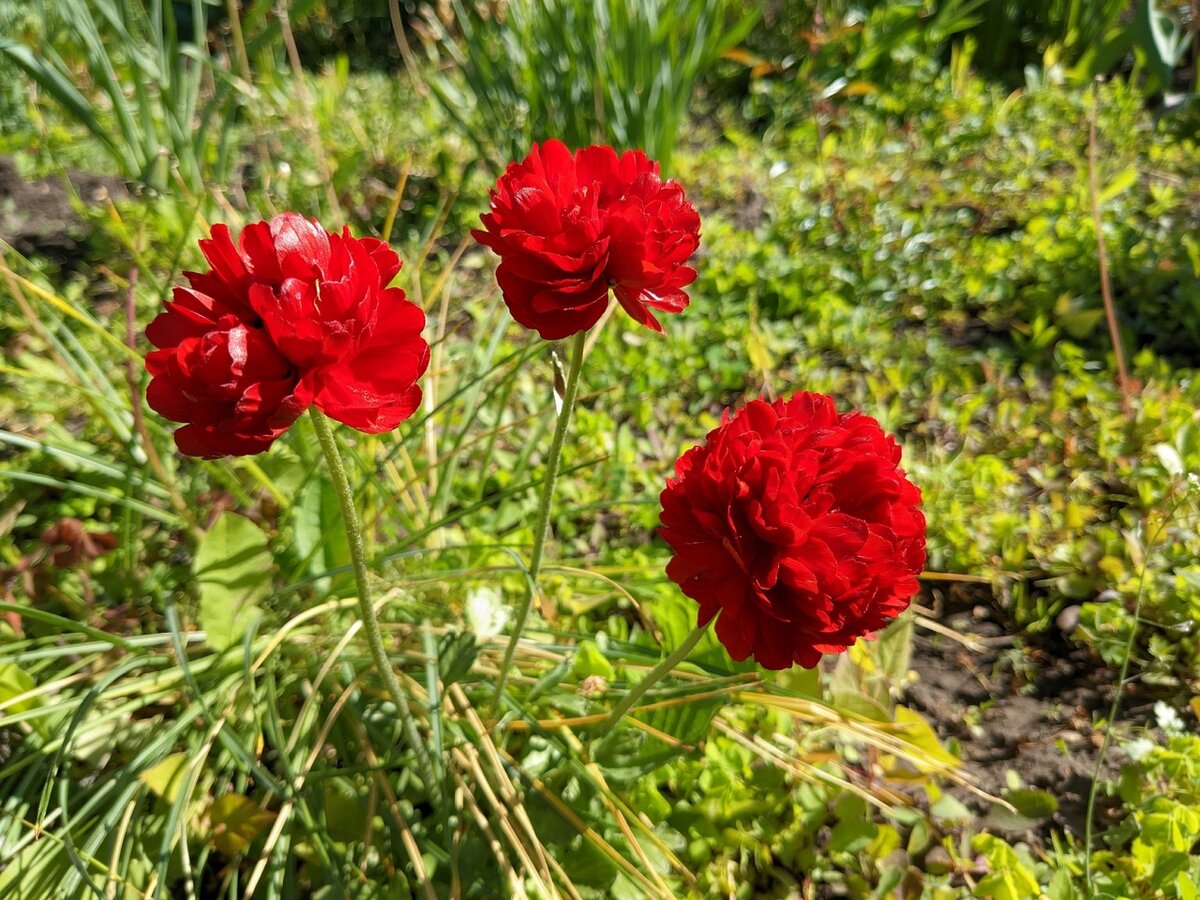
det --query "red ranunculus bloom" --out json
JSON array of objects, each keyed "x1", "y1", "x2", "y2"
[
  {"x1": 472, "y1": 140, "x2": 701, "y2": 340},
  {"x1": 658, "y1": 393, "x2": 926, "y2": 670},
  {"x1": 146, "y1": 213, "x2": 429, "y2": 457}
]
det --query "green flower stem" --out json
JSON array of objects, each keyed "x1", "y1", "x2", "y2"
[
  {"x1": 597, "y1": 621, "x2": 710, "y2": 736},
  {"x1": 493, "y1": 331, "x2": 588, "y2": 714},
  {"x1": 308, "y1": 407, "x2": 441, "y2": 808}
]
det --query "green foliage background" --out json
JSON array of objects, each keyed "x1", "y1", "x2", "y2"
[{"x1": 1, "y1": 0, "x2": 1199, "y2": 897}]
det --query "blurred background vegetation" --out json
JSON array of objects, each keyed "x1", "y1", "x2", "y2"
[{"x1": 1, "y1": 0, "x2": 1199, "y2": 897}]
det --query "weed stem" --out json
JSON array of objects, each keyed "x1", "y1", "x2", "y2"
[
  {"x1": 493, "y1": 330, "x2": 588, "y2": 716},
  {"x1": 309, "y1": 407, "x2": 441, "y2": 809},
  {"x1": 597, "y1": 621, "x2": 709, "y2": 736}
]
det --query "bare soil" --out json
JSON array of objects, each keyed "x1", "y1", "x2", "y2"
[
  {"x1": 905, "y1": 587, "x2": 1146, "y2": 846},
  {"x1": 0, "y1": 155, "x2": 126, "y2": 269}
]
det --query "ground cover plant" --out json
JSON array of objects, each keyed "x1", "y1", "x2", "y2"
[{"x1": 1, "y1": 0, "x2": 1200, "y2": 897}]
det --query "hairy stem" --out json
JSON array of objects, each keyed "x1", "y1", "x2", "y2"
[
  {"x1": 309, "y1": 408, "x2": 440, "y2": 808},
  {"x1": 597, "y1": 622, "x2": 709, "y2": 736},
  {"x1": 493, "y1": 331, "x2": 588, "y2": 714}
]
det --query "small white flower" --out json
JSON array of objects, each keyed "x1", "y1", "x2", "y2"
[
  {"x1": 769, "y1": 161, "x2": 788, "y2": 178},
  {"x1": 1123, "y1": 737, "x2": 1156, "y2": 762},
  {"x1": 466, "y1": 586, "x2": 509, "y2": 639},
  {"x1": 1154, "y1": 701, "x2": 1185, "y2": 735}
]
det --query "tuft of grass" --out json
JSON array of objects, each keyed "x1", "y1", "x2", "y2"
[
  {"x1": 414, "y1": 0, "x2": 758, "y2": 169},
  {"x1": 0, "y1": 0, "x2": 243, "y2": 191}
]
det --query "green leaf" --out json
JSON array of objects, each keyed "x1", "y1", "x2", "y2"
[
  {"x1": 875, "y1": 610, "x2": 914, "y2": 689},
  {"x1": 1150, "y1": 852, "x2": 1191, "y2": 892},
  {"x1": 1003, "y1": 787, "x2": 1059, "y2": 819},
  {"x1": 1099, "y1": 166, "x2": 1138, "y2": 204},
  {"x1": 206, "y1": 794, "x2": 275, "y2": 857},
  {"x1": 897, "y1": 816, "x2": 928, "y2": 857},
  {"x1": 139, "y1": 753, "x2": 191, "y2": 805},
  {"x1": 1134, "y1": 799, "x2": 1200, "y2": 860},
  {"x1": 1046, "y1": 868, "x2": 1078, "y2": 900},
  {"x1": 628, "y1": 776, "x2": 672, "y2": 822},
  {"x1": 1132, "y1": 0, "x2": 1190, "y2": 89},
  {"x1": 292, "y1": 471, "x2": 350, "y2": 592},
  {"x1": 0, "y1": 662, "x2": 38, "y2": 716},
  {"x1": 437, "y1": 631, "x2": 478, "y2": 688},
  {"x1": 640, "y1": 693, "x2": 721, "y2": 768},
  {"x1": 573, "y1": 640, "x2": 615, "y2": 680},
  {"x1": 828, "y1": 816, "x2": 876, "y2": 854},
  {"x1": 892, "y1": 706, "x2": 960, "y2": 769},
  {"x1": 0, "y1": 661, "x2": 49, "y2": 740},
  {"x1": 1154, "y1": 443, "x2": 1185, "y2": 477},
  {"x1": 971, "y1": 834, "x2": 1040, "y2": 900},
  {"x1": 930, "y1": 794, "x2": 973, "y2": 824},
  {"x1": 323, "y1": 778, "x2": 369, "y2": 844},
  {"x1": 195, "y1": 513, "x2": 271, "y2": 651},
  {"x1": 982, "y1": 804, "x2": 1040, "y2": 833}
]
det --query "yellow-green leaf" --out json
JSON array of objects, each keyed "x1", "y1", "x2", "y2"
[
  {"x1": 207, "y1": 794, "x2": 275, "y2": 857},
  {"x1": 195, "y1": 513, "x2": 271, "y2": 651},
  {"x1": 972, "y1": 834, "x2": 1040, "y2": 900},
  {"x1": 1099, "y1": 165, "x2": 1137, "y2": 204},
  {"x1": 892, "y1": 706, "x2": 960, "y2": 769},
  {"x1": 0, "y1": 662, "x2": 38, "y2": 715},
  {"x1": 139, "y1": 752, "x2": 191, "y2": 805}
]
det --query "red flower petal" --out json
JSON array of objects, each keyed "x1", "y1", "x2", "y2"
[
  {"x1": 659, "y1": 392, "x2": 926, "y2": 670},
  {"x1": 145, "y1": 215, "x2": 428, "y2": 457},
  {"x1": 474, "y1": 141, "x2": 701, "y2": 338}
]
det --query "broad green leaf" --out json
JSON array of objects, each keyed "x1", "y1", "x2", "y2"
[
  {"x1": 1046, "y1": 868, "x2": 1078, "y2": 900},
  {"x1": 875, "y1": 610, "x2": 914, "y2": 690},
  {"x1": 828, "y1": 794, "x2": 875, "y2": 855},
  {"x1": 1134, "y1": 799, "x2": 1200, "y2": 861},
  {"x1": 828, "y1": 816, "x2": 876, "y2": 854},
  {"x1": 867, "y1": 823, "x2": 902, "y2": 859},
  {"x1": 982, "y1": 803, "x2": 1039, "y2": 833},
  {"x1": 0, "y1": 662, "x2": 49, "y2": 740},
  {"x1": 780, "y1": 664, "x2": 822, "y2": 699},
  {"x1": 972, "y1": 834, "x2": 1040, "y2": 900},
  {"x1": 206, "y1": 794, "x2": 275, "y2": 857},
  {"x1": 1132, "y1": 0, "x2": 1190, "y2": 88},
  {"x1": 627, "y1": 776, "x2": 671, "y2": 822},
  {"x1": 641, "y1": 692, "x2": 722, "y2": 769},
  {"x1": 0, "y1": 662, "x2": 38, "y2": 715},
  {"x1": 1154, "y1": 443, "x2": 1185, "y2": 477},
  {"x1": 292, "y1": 471, "x2": 350, "y2": 593},
  {"x1": 930, "y1": 793, "x2": 973, "y2": 824},
  {"x1": 573, "y1": 640, "x2": 615, "y2": 680},
  {"x1": 323, "y1": 778, "x2": 369, "y2": 844},
  {"x1": 0, "y1": 825, "x2": 65, "y2": 897},
  {"x1": 829, "y1": 690, "x2": 891, "y2": 723},
  {"x1": 139, "y1": 752, "x2": 191, "y2": 805},
  {"x1": 907, "y1": 818, "x2": 932, "y2": 855},
  {"x1": 1150, "y1": 852, "x2": 1191, "y2": 892},
  {"x1": 891, "y1": 706, "x2": 960, "y2": 769},
  {"x1": 1003, "y1": 787, "x2": 1059, "y2": 819},
  {"x1": 195, "y1": 513, "x2": 271, "y2": 651}
]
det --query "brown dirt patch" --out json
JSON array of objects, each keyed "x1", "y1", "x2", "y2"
[
  {"x1": 904, "y1": 591, "x2": 1147, "y2": 845},
  {"x1": 0, "y1": 155, "x2": 126, "y2": 269}
]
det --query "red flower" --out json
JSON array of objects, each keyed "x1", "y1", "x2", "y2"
[
  {"x1": 146, "y1": 214, "x2": 429, "y2": 457},
  {"x1": 658, "y1": 393, "x2": 926, "y2": 670},
  {"x1": 473, "y1": 140, "x2": 701, "y2": 340}
]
